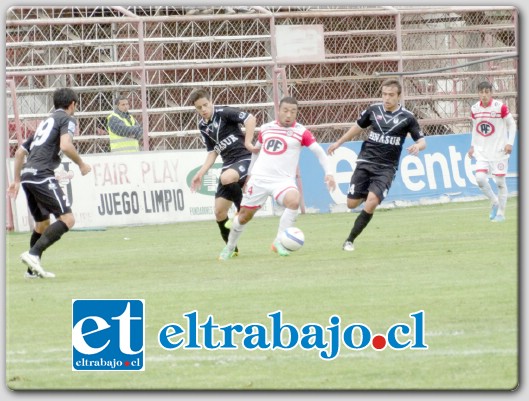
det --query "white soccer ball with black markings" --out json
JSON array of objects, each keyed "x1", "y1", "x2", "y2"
[{"x1": 280, "y1": 227, "x2": 305, "y2": 252}]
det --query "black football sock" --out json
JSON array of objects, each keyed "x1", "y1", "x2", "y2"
[
  {"x1": 30, "y1": 220, "x2": 69, "y2": 258},
  {"x1": 217, "y1": 218, "x2": 239, "y2": 253},
  {"x1": 30, "y1": 230, "x2": 42, "y2": 247},
  {"x1": 347, "y1": 210, "x2": 373, "y2": 243},
  {"x1": 217, "y1": 218, "x2": 230, "y2": 243}
]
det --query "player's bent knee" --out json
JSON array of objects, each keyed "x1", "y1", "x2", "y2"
[
  {"x1": 214, "y1": 209, "x2": 228, "y2": 221},
  {"x1": 35, "y1": 220, "x2": 50, "y2": 234},
  {"x1": 475, "y1": 172, "x2": 489, "y2": 187},
  {"x1": 60, "y1": 213, "x2": 76, "y2": 229},
  {"x1": 494, "y1": 176, "x2": 506, "y2": 189},
  {"x1": 238, "y1": 209, "x2": 255, "y2": 225},
  {"x1": 347, "y1": 198, "x2": 362, "y2": 209}
]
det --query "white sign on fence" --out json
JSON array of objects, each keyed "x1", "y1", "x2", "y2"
[
  {"x1": 275, "y1": 24, "x2": 325, "y2": 63},
  {"x1": 7, "y1": 150, "x2": 273, "y2": 232}
]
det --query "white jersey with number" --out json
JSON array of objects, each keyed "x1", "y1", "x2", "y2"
[
  {"x1": 471, "y1": 98, "x2": 515, "y2": 162},
  {"x1": 250, "y1": 120, "x2": 316, "y2": 179}
]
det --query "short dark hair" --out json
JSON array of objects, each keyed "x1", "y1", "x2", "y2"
[
  {"x1": 189, "y1": 89, "x2": 211, "y2": 105},
  {"x1": 115, "y1": 95, "x2": 128, "y2": 106},
  {"x1": 381, "y1": 79, "x2": 402, "y2": 95},
  {"x1": 477, "y1": 81, "x2": 493, "y2": 91},
  {"x1": 279, "y1": 96, "x2": 298, "y2": 107},
  {"x1": 53, "y1": 87, "x2": 78, "y2": 110}
]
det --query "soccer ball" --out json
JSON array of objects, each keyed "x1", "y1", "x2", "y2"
[{"x1": 280, "y1": 227, "x2": 305, "y2": 252}]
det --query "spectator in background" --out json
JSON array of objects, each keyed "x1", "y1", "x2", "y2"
[
  {"x1": 467, "y1": 81, "x2": 517, "y2": 222},
  {"x1": 107, "y1": 96, "x2": 143, "y2": 152}
]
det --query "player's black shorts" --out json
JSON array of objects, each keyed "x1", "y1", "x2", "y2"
[
  {"x1": 215, "y1": 159, "x2": 251, "y2": 201},
  {"x1": 347, "y1": 162, "x2": 397, "y2": 202},
  {"x1": 21, "y1": 174, "x2": 71, "y2": 222}
]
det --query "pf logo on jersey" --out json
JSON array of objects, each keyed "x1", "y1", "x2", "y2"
[
  {"x1": 477, "y1": 121, "x2": 495, "y2": 137},
  {"x1": 263, "y1": 136, "x2": 287, "y2": 155}
]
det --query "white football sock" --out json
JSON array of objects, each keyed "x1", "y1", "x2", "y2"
[
  {"x1": 476, "y1": 171, "x2": 498, "y2": 205},
  {"x1": 227, "y1": 215, "x2": 245, "y2": 250},
  {"x1": 494, "y1": 175, "x2": 508, "y2": 216},
  {"x1": 276, "y1": 208, "x2": 299, "y2": 241}
]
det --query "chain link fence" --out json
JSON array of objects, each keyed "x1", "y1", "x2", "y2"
[{"x1": 6, "y1": 6, "x2": 518, "y2": 155}]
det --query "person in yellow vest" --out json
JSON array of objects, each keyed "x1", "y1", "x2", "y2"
[{"x1": 107, "y1": 96, "x2": 143, "y2": 152}]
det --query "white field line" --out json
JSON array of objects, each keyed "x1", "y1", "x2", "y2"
[{"x1": 6, "y1": 347, "x2": 517, "y2": 366}]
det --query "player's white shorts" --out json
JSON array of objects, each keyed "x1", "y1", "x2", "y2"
[
  {"x1": 242, "y1": 176, "x2": 298, "y2": 209},
  {"x1": 474, "y1": 159, "x2": 509, "y2": 176}
]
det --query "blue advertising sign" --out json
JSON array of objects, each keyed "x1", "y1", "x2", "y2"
[{"x1": 299, "y1": 133, "x2": 518, "y2": 213}]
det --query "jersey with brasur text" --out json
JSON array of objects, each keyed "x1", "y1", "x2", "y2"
[
  {"x1": 198, "y1": 105, "x2": 252, "y2": 166},
  {"x1": 21, "y1": 109, "x2": 77, "y2": 177},
  {"x1": 251, "y1": 120, "x2": 317, "y2": 179},
  {"x1": 356, "y1": 103, "x2": 424, "y2": 169},
  {"x1": 471, "y1": 98, "x2": 512, "y2": 161}
]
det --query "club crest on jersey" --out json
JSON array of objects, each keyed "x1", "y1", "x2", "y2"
[
  {"x1": 286, "y1": 129, "x2": 293, "y2": 137},
  {"x1": 376, "y1": 114, "x2": 383, "y2": 121},
  {"x1": 263, "y1": 136, "x2": 287, "y2": 155},
  {"x1": 477, "y1": 121, "x2": 495, "y2": 137},
  {"x1": 393, "y1": 118, "x2": 399, "y2": 124}
]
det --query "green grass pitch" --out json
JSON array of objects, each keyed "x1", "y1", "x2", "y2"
[{"x1": 5, "y1": 198, "x2": 518, "y2": 390}]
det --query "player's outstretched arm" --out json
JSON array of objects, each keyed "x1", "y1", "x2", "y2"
[
  {"x1": 309, "y1": 143, "x2": 336, "y2": 192},
  {"x1": 406, "y1": 137, "x2": 426, "y2": 156},
  {"x1": 7, "y1": 146, "x2": 27, "y2": 199},
  {"x1": 60, "y1": 134, "x2": 91, "y2": 176},
  {"x1": 191, "y1": 151, "x2": 217, "y2": 192},
  {"x1": 243, "y1": 115, "x2": 258, "y2": 153},
  {"x1": 327, "y1": 124, "x2": 363, "y2": 155}
]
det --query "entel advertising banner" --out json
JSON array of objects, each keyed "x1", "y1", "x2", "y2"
[
  {"x1": 7, "y1": 133, "x2": 517, "y2": 231},
  {"x1": 7, "y1": 150, "x2": 274, "y2": 232},
  {"x1": 300, "y1": 133, "x2": 518, "y2": 213}
]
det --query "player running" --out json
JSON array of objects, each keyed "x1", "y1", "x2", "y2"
[
  {"x1": 189, "y1": 89, "x2": 256, "y2": 255},
  {"x1": 327, "y1": 78, "x2": 426, "y2": 252},
  {"x1": 218, "y1": 96, "x2": 336, "y2": 260},
  {"x1": 7, "y1": 87, "x2": 92, "y2": 278}
]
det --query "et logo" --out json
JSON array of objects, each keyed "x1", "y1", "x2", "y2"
[
  {"x1": 72, "y1": 299, "x2": 145, "y2": 371},
  {"x1": 263, "y1": 136, "x2": 287, "y2": 155}
]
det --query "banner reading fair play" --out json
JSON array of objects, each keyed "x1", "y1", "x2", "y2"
[{"x1": 7, "y1": 150, "x2": 273, "y2": 232}]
